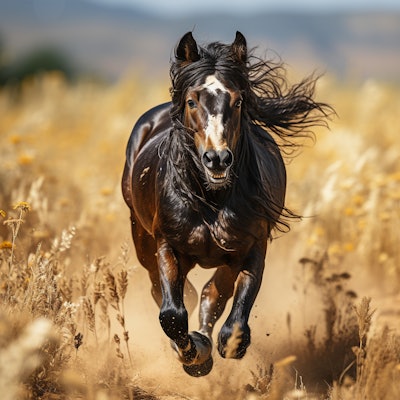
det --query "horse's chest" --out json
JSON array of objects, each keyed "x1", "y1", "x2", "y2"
[
  {"x1": 186, "y1": 223, "x2": 229, "y2": 250},
  {"x1": 172, "y1": 216, "x2": 253, "y2": 265}
]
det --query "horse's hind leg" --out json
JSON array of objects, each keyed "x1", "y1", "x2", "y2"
[
  {"x1": 198, "y1": 266, "x2": 239, "y2": 340},
  {"x1": 183, "y1": 278, "x2": 198, "y2": 317},
  {"x1": 129, "y1": 210, "x2": 162, "y2": 306}
]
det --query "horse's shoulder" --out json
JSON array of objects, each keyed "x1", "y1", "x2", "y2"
[
  {"x1": 126, "y1": 102, "x2": 172, "y2": 163},
  {"x1": 136, "y1": 102, "x2": 172, "y2": 127}
]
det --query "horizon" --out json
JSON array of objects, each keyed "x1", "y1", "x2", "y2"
[
  {"x1": 91, "y1": 0, "x2": 400, "y2": 16},
  {"x1": 1, "y1": 0, "x2": 399, "y2": 83}
]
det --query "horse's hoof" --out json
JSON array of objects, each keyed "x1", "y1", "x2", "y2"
[
  {"x1": 171, "y1": 331, "x2": 212, "y2": 365},
  {"x1": 189, "y1": 331, "x2": 212, "y2": 364},
  {"x1": 218, "y1": 322, "x2": 250, "y2": 359},
  {"x1": 183, "y1": 356, "x2": 213, "y2": 377}
]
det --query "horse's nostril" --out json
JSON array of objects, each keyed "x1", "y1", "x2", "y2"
[
  {"x1": 220, "y1": 149, "x2": 233, "y2": 168},
  {"x1": 202, "y1": 150, "x2": 218, "y2": 169}
]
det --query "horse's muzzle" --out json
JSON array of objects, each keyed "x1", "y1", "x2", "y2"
[{"x1": 201, "y1": 148, "x2": 233, "y2": 187}]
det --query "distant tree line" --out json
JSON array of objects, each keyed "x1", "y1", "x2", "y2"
[{"x1": 0, "y1": 36, "x2": 75, "y2": 86}]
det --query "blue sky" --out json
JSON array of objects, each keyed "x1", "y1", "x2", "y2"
[{"x1": 93, "y1": 0, "x2": 400, "y2": 16}]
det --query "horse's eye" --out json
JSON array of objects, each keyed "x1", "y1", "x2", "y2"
[
  {"x1": 235, "y1": 99, "x2": 242, "y2": 108},
  {"x1": 187, "y1": 99, "x2": 196, "y2": 109}
]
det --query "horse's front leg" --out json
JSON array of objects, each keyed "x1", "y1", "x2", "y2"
[
  {"x1": 157, "y1": 239, "x2": 213, "y2": 376},
  {"x1": 218, "y1": 241, "x2": 267, "y2": 359}
]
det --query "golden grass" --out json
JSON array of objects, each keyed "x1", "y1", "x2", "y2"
[{"x1": 1, "y1": 72, "x2": 400, "y2": 399}]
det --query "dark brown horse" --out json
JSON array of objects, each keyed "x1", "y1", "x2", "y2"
[{"x1": 122, "y1": 31, "x2": 330, "y2": 376}]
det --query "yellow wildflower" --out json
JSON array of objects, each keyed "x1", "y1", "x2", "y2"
[
  {"x1": 18, "y1": 153, "x2": 34, "y2": 165},
  {"x1": 388, "y1": 171, "x2": 400, "y2": 182},
  {"x1": 344, "y1": 207, "x2": 354, "y2": 216},
  {"x1": 0, "y1": 241, "x2": 13, "y2": 250},
  {"x1": 343, "y1": 242, "x2": 355, "y2": 252},
  {"x1": 100, "y1": 187, "x2": 113, "y2": 196},
  {"x1": 13, "y1": 201, "x2": 31, "y2": 212},
  {"x1": 352, "y1": 194, "x2": 365, "y2": 206},
  {"x1": 8, "y1": 133, "x2": 22, "y2": 145},
  {"x1": 0, "y1": 210, "x2": 6, "y2": 218},
  {"x1": 9, "y1": 134, "x2": 22, "y2": 145}
]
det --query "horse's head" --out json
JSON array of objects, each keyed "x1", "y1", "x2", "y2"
[
  {"x1": 183, "y1": 72, "x2": 242, "y2": 189},
  {"x1": 171, "y1": 32, "x2": 248, "y2": 190}
]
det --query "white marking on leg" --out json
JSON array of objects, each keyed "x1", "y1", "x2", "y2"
[{"x1": 224, "y1": 322, "x2": 243, "y2": 358}]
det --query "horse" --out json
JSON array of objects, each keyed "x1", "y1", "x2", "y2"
[{"x1": 122, "y1": 31, "x2": 331, "y2": 377}]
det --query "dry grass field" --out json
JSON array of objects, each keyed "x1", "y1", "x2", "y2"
[{"x1": 1, "y1": 72, "x2": 400, "y2": 399}]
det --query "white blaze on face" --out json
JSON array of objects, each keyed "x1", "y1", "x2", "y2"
[
  {"x1": 204, "y1": 75, "x2": 229, "y2": 95},
  {"x1": 205, "y1": 114, "x2": 224, "y2": 148},
  {"x1": 202, "y1": 75, "x2": 228, "y2": 149}
]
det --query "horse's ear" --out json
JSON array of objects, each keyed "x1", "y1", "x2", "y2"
[
  {"x1": 232, "y1": 31, "x2": 247, "y2": 64},
  {"x1": 175, "y1": 32, "x2": 200, "y2": 63}
]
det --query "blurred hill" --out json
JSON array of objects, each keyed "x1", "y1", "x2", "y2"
[{"x1": 0, "y1": 0, "x2": 399, "y2": 82}]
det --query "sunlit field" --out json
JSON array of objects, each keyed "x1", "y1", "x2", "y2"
[{"x1": 1, "y1": 72, "x2": 400, "y2": 399}]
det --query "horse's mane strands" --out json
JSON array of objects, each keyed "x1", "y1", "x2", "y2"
[{"x1": 245, "y1": 52, "x2": 333, "y2": 155}]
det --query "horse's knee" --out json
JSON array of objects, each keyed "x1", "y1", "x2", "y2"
[
  {"x1": 159, "y1": 305, "x2": 189, "y2": 348},
  {"x1": 218, "y1": 321, "x2": 251, "y2": 359}
]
